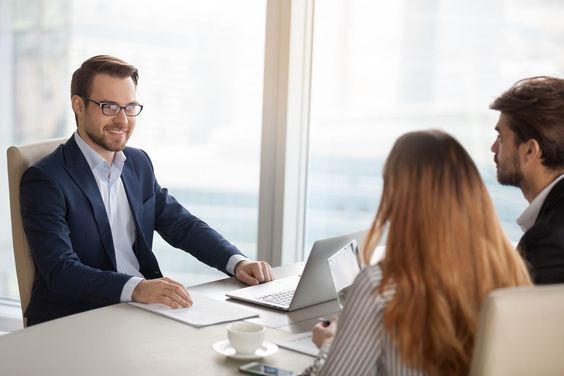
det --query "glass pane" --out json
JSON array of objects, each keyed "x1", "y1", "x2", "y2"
[
  {"x1": 306, "y1": 0, "x2": 564, "y2": 255},
  {"x1": 0, "y1": 0, "x2": 265, "y2": 299}
]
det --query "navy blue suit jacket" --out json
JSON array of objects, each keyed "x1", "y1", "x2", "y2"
[
  {"x1": 518, "y1": 178, "x2": 564, "y2": 284},
  {"x1": 20, "y1": 136, "x2": 244, "y2": 324}
]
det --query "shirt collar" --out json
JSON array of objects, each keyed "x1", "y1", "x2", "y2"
[
  {"x1": 73, "y1": 131, "x2": 127, "y2": 171},
  {"x1": 517, "y1": 174, "x2": 564, "y2": 232}
]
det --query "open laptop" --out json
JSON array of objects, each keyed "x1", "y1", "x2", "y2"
[{"x1": 225, "y1": 230, "x2": 366, "y2": 311}]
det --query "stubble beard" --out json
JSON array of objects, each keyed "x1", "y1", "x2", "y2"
[
  {"x1": 86, "y1": 127, "x2": 129, "y2": 152},
  {"x1": 496, "y1": 153, "x2": 523, "y2": 188}
]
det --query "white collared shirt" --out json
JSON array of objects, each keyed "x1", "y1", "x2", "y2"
[
  {"x1": 74, "y1": 132, "x2": 143, "y2": 301},
  {"x1": 517, "y1": 174, "x2": 564, "y2": 232}
]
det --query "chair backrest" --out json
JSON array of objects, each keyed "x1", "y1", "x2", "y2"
[
  {"x1": 6, "y1": 137, "x2": 67, "y2": 326},
  {"x1": 469, "y1": 284, "x2": 564, "y2": 376}
]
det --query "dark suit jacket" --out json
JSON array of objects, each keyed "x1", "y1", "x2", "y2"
[
  {"x1": 20, "y1": 135, "x2": 243, "y2": 324},
  {"x1": 518, "y1": 178, "x2": 564, "y2": 284}
]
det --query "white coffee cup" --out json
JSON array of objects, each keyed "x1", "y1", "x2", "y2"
[{"x1": 227, "y1": 321, "x2": 266, "y2": 354}]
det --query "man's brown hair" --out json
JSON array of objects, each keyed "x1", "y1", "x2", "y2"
[
  {"x1": 490, "y1": 76, "x2": 564, "y2": 169},
  {"x1": 70, "y1": 55, "x2": 139, "y2": 98}
]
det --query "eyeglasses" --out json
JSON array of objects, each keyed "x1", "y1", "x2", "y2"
[{"x1": 81, "y1": 96, "x2": 143, "y2": 117}]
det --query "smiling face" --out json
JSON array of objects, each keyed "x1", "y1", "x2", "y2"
[
  {"x1": 491, "y1": 113, "x2": 524, "y2": 187},
  {"x1": 72, "y1": 73, "x2": 137, "y2": 163}
]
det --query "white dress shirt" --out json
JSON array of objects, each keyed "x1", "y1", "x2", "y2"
[{"x1": 74, "y1": 132, "x2": 143, "y2": 301}]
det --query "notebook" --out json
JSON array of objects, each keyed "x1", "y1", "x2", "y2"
[{"x1": 225, "y1": 230, "x2": 366, "y2": 311}]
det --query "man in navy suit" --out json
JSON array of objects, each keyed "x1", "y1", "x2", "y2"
[
  {"x1": 491, "y1": 76, "x2": 564, "y2": 284},
  {"x1": 20, "y1": 55, "x2": 274, "y2": 325}
]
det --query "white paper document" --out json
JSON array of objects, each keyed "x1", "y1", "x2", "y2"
[
  {"x1": 129, "y1": 292, "x2": 259, "y2": 328},
  {"x1": 327, "y1": 241, "x2": 361, "y2": 294},
  {"x1": 274, "y1": 331, "x2": 319, "y2": 357}
]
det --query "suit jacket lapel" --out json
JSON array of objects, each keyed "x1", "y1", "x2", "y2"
[
  {"x1": 121, "y1": 158, "x2": 144, "y2": 240},
  {"x1": 62, "y1": 136, "x2": 118, "y2": 269},
  {"x1": 121, "y1": 153, "x2": 159, "y2": 276}
]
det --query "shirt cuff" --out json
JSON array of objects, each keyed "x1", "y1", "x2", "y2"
[
  {"x1": 120, "y1": 276, "x2": 144, "y2": 302},
  {"x1": 226, "y1": 254, "x2": 250, "y2": 275}
]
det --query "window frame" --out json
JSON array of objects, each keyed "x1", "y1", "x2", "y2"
[{"x1": 257, "y1": 0, "x2": 315, "y2": 265}]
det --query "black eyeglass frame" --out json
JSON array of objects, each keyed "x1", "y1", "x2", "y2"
[{"x1": 81, "y1": 96, "x2": 144, "y2": 117}]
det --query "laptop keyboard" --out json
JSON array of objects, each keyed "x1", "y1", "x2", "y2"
[{"x1": 257, "y1": 289, "x2": 295, "y2": 306}]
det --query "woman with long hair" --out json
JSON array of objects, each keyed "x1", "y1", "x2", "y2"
[{"x1": 301, "y1": 130, "x2": 531, "y2": 376}]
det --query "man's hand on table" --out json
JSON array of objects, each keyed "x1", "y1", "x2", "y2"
[
  {"x1": 235, "y1": 260, "x2": 275, "y2": 285},
  {"x1": 132, "y1": 276, "x2": 192, "y2": 308}
]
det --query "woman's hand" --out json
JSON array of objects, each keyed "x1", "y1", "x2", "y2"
[{"x1": 312, "y1": 316, "x2": 338, "y2": 348}]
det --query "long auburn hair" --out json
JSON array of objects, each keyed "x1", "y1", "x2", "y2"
[{"x1": 362, "y1": 130, "x2": 531, "y2": 376}]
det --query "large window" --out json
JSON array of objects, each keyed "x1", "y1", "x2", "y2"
[
  {"x1": 3, "y1": 0, "x2": 564, "y2": 305},
  {"x1": 0, "y1": 0, "x2": 266, "y2": 299},
  {"x1": 304, "y1": 0, "x2": 564, "y2": 253}
]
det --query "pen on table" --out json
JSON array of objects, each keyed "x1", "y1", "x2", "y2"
[{"x1": 318, "y1": 317, "x2": 331, "y2": 327}]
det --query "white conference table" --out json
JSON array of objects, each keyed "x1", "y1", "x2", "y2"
[{"x1": 0, "y1": 263, "x2": 341, "y2": 375}]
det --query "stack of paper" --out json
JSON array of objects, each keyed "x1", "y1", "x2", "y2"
[{"x1": 129, "y1": 292, "x2": 259, "y2": 328}]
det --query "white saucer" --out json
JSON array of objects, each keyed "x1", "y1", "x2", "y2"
[{"x1": 212, "y1": 340, "x2": 279, "y2": 360}]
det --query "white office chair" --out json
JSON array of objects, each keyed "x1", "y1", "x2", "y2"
[
  {"x1": 6, "y1": 137, "x2": 67, "y2": 327},
  {"x1": 469, "y1": 284, "x2": 564, "y2": 376}
]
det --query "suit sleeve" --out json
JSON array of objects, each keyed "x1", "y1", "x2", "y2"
[
  {"x1": 519, "y1": 223, "x2": 564, "y2": 284},
  {"x1": 20, "y1": 166, "x2": 131, "y2": 304},
  {"x1": 138, "y1": 151, "x2": 245, "y2": 274}
]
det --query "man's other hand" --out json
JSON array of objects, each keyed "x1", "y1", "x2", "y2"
[
  {"x1": 235, "y1": 260, "x2": 275, "y2": 285},
  {"x1": 132, "y1": 277, "x2": 192, "y2": 308}
]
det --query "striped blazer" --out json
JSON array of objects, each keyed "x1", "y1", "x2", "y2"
[{"x1": 300, "y1": 264, "x2": 425, "y2": 376}]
